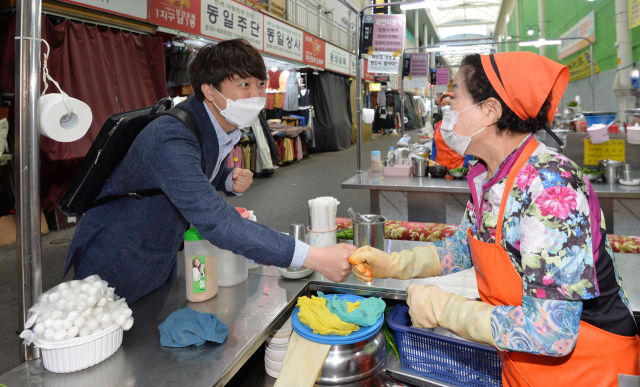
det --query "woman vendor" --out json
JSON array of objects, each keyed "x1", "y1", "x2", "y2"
[
  {"x1": 349, "y1": 52, "x2": 639, "y2": 385},
  {"x1": 431, "y1": 92, "x2": 474, "y2": 170}
]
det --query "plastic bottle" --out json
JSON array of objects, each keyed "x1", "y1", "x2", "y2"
[
  {"x1": 371, "y1": 151, "x2": 381, "y2": 172},
  {"x1": 575, "y1": 95, "x2": 582, "y2": 113},
  {"x1": 387, "y1": 147, "x2": 396, "y2": 166},
  {"x1": 184, "y1": 228, "x2": 217, "y2": 302}
]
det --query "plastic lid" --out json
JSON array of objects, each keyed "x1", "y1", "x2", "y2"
[
  {"x1": 184, "y1": 227, "x2": 203, "y2": 241},
  {"x1": 371, "y1": 151, "x2": 381, "y2": 155}
]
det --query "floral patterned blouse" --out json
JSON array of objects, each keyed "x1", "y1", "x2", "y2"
[{"x1": 434, "y1": 135, "x2": 632, "y2": 356}]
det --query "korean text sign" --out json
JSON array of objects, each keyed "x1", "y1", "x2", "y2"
[{"x1": 201, "y1": 0, "x2": 263, "y2": 50}]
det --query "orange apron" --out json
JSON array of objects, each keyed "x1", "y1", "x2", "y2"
[
  {"x1": 433, "y1": 121, "x2": 465, "y2": 170},
  {"x1": 467, "y1": 139, "x2": 640, "y2": 387}
]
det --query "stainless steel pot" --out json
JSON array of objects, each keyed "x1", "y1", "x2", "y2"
[
  {"x1": 353, "y1": 215, "x2": 386, "y2": 250},
  {"x1": 315, "y1": 328, "x2": 387, "y2": 386}
]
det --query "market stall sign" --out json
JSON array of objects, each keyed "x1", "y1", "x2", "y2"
[
  {"x1": 567, "y1": 51, "x2": 601, "y2": 82},
  {"x1": 59, "y1": 0, "x2": 147, "y2": 20},
  {"x1": 387, "y1": 74, "x2": 399, "y2": 90},
  {"x1": 369, "y1": 83, "x2": 381, "y2": 91},
  {"x1": 303, "y1": 33, "x2": 325, "y2": 68},
  {"x1": 367, "y1": 52, "x2": 400, "y2": 74},
  {"x1": 325, "y1": 44, "x2": 350, "y2": 75},
  {"x1": 631, "y1": 0, "x2": 640, "y2": 29},
  {"x1": 264, "y1": 16, "x2": 303, "y2": 62},
  {"x1": 361, "y1": 59, "x2": 375, "y2": 81},
  {"x1": 409, "y1": 53, "x2": 429, "y2": 77},
  {"x1": 360, "y1": 14, "x2": 405, "y2": 56},
  {"x1": 406, "y1": 76, "x2": 426, "y2": 89},
  {"x1": 150, "y1": 0, "x2": 200, "y2": 35},
  {"x1": 558, "y1": 10, "x2": 594, "y2": 60},
  {"x1": 584, "y1": 138, "x2": 625, "y2": 165},
  {"x1": 435, "y1": 68, "x2": 449, "y2": 85},
  {"x1": 350, "y1": 54, "x2": 357, "y2": 77},
  {"x1": 200, "y1": 0, "x2": 263, "y2": 50}
]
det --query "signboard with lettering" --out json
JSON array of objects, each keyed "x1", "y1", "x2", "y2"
[
  {"x1": 409, "y1": 53, "x2": 429, "y2": 77},
  {"x1": 435, "y1": 68, "x2": 449, "y2": 85},
  {"x1": 201, "y1": 0, "x2": 263, "y2": 49},
  {"x1": 558, "y1": 10, "x2": 595, "y2": 60},
  {"x1": 325, "y1": 43, "x2": 350, "y2": 75},
  {"x1": 60, "y1": 0, "x2": 147, "y2": 20},
  {"x1": 350, "y1": 53, "x2": 357, "y2": 77},
  {"x1": 264, "y1": 16, "x2": 303, "y2": 62},
  {"x1": 388, "y1": 74, "x2": 399, "y2": 90},
  {"x1": 361, "y1": 14, "x2": 405, "y2": 55},
  {"x1": 303, "y1": 33, "x2": 325, "y2": 68},
  {"x1": 407, "y1": 76, "x2": 427, "y2": 88},
  {"x1": 150, "y1": 0, "x2": 200, "y2": 34},
  {"x1": 362, "y1": 59, "x2": 375, "y2": 81},
  {"x1": 368, "y1": 52, "x2": 399, "y2": 74}
]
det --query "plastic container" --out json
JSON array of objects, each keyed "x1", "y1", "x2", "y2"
[
  {"x1": 35, "y1": 325, "x2": 123, "y2": 373},
  {"x1": 371, "y1": 151, "x2": 381, "y2": 172},
  {"x1": 386, "y1": 147, "x2": 395, "y2": 166},
  {"x1": 307, "y1": 227, "x2": 337, "y2": 247},
  {"x1": 184, "y1": 228, "x2": 218, "y2": 302},
  {"x1": 584, "y1": 114, "x2": 616, "y2": 127},
  {"x1": 628, "y1": 124, "x2": 640, "y2": 144},
  {"x1": 587, "y1": 124, "x2": 610, "y2": 144},
  {"x1": 387, "y1": 304, "x2": 501, "y2": 387},
  {"x1": 382, "y1": 165, "x2": 412, "y2": 176},
  {"x1": 212, "y1": 245, "x2": 248, "y2": 287}
]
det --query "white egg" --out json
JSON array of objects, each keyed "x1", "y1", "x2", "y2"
[
  {"x1": 35, "y1": 316, "x2": 44, "y2": 324},
  {"x1": 52, "y1": 319, "x2": 64, "y2": 331},
  {"x1": 121, "y1": 308, "x2": 133, "y2": 317},
  {"x1": 123, "y1": 317, "x2": 134, "y2": 331},
  {"x1": 51, "y1": 310, "x2": 64, "y2": 319},
  {"x1": 63, "y1": 319, "x2": 73, "y2": 330},
  {"x1": 97, "y1": 297, "x2": 107, "y2": 307},
  {"x1": 80, "y1": 284, "x2": 91, "y2": 293},
  {"x1": 53, "y1": 330, "x2": 67, "y2": 342},
  {"x1": 74, "y1": 316, "x2": 86, "y2": 327},
  {"x1": 57, "y1": 283, "x2": 69, "y2": 291},
  {"x1": 55, "y1": 299, "x2": 66, "y2": 310},
  {"x1": 79, "y1": 327, "x2": 91, "y2": 337},
  {"x1": 75, "y1": 300, "x2": 87, "y2": 312},
  {"x1": 65, "y1": 292, "x2": 77, "y2": 302},
  {"x1": 87, "y1": 287, "x2": 99, "y2": 297},
  {"x1": 66, "y1": 311, "x2": 79, "y2": 322},
  {"x1": 67, "y1": 327, "x2": 79, "y2": 338},
  {"x1": 48, "y1": 292, "x2": 60, "y2": 303},
  {"x1": 92, "y1": 281, "x2": 104, "y2": 289},
  {"x1": 42, "y1": 311, "x2": 52, "y2": 320},
  {"x1": 84, "y1": 275, "x2": 98, "y2": 283},
  {"x1": 115, "y1": 315, "x2": 127, "y2": 327},
  {"x1": 43, "y1": 318, "x2": 54, "y2": 329},
  {"x1": 100, "y1": 314, "x2": 112, "y2": 325},
  {"x1": 33, "y1": 323, "x2": 45, "y2": 335},
  {"x1": 64, "y1": 301, "x2": 76, "y2": 312},
  {"x1": 77, "y1": 293, "x2": 88, "y2": 300},
  {"x1": 86, "y1": 295, "x2": 98, "y2": 306},
  {"x1": 86, "y1": 319, "x2": 100, "y2": 331},
  {"x1": 60, "y1": 289, "x2": 71, "y2": 298},
  {"x1": 43, "y1": 328, "x2": 55, "y2": 341},
  {"x1": 92, "y1": 307, "x2": 104, "y2": 316},
  {"x1": 81, "y1": 308, "x2": 93, "y2": 317},
  {"x1": 69, "y1": 280, "x2": 81, "y2": 288}
]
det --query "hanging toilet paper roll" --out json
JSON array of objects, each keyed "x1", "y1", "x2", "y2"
[
  {"x1": 362, "y1": 108, "x2": 375, "y2": 124},
  {"x1": 39, "y1": 93, "x2": 93, "y2": 142}
]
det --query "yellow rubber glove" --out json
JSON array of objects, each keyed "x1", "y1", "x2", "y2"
[
  {"x1": 406, "y1": 285, "x2": 497, "y2": 348},
  {"x1": 348, "y1": 245, "x2": 441, "y2": 282}
]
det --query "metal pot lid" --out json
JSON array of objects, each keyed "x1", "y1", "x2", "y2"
[
  {"x1": 582, "y1": 111, "x2": 617, "y2": 116},
  {"x1": 292, "y1": 294, "x2": 384, "y2": 345}
]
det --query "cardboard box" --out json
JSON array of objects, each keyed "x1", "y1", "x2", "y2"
[{"x1": 0, "y1": 213, "x2": 50, "y2": 247}]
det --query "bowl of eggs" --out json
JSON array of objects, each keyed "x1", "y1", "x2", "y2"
[{"x1": 20, "y1": 276, "x2": 134, "y2": 373}]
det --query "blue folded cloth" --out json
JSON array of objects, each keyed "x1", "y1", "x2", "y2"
[
  {"x1": 320, "y1": 292, "x2": 386, "y2": 327},
  {"x1": 159, "y1": 308, "x2": 229, "y2": 348}
]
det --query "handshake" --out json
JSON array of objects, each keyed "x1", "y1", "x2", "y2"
[{"x1": 347, "y1": 245, "x2": 442, "y2": 282}]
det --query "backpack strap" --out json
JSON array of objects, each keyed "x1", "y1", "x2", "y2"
[{"x1": 90, "y1": 107, "x2": 203, "y2": 209}]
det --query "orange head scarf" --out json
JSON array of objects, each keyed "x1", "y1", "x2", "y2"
[
  {"x1": 438, "y1": 92, "x2": 454, "y2": 106},
  {"x1": 480, "y1": 52, "x2": 569, "y2": 124}
]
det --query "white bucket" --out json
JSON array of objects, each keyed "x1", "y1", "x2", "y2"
[
  {"x1": 627, "y1": 124, "x2": 640, "y2": 145},
  {"x1": 587, "y1": 124, "x2": 610, "y2": 144}
]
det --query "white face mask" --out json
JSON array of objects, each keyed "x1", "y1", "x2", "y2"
[
  {"x1": 211, "y1": 87, "x2": 266, "y2": 128},
  {"x1": 441, "y1": 105, "x2": 451, "y2": 111},
  {"x1": 440, "y1": 100, "x2": 488, "y2": 156}
]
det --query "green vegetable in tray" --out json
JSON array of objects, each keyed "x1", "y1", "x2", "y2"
[
  {"x1": 581, "y1": 167, "x2": 604, "y2": 175},
  {"x1": 337, "y1": 229, "x2": 354, "y2": 240},
  {"x1": 450, "y1": 167, "x2": 469, "y2": 173},
  {"x1": 567, "y1": 101, "x2": 578, "y2": 107}
]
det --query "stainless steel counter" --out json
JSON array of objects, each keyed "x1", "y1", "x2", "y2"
[
  {"x1": 1, "y1": 240, "x2": 638, "y2": 387},
  {"x1": 342, "y1": 172, "x2": 640, "y2": 235}
]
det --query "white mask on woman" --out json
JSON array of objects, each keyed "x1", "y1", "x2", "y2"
[
  {"x1": 440, "y1": 100, "x2": 488, "y2": 156},
  {"x1": 441, "y1": 105, "x2": 451, "y2": 111},
  {"x1": 211, "y1": 87, "x2": 266, "y2": 128}
]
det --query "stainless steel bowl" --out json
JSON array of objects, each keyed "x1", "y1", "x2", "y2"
[
  {"x1": 448, "y1": 170, "x2": 468, "y2": 180},
  {"x1": 585, "y1": 173, "x2": 602, "y2": 182},
  {"x1": 315, "y1": 328, "x2": 386, "y2": 386}
]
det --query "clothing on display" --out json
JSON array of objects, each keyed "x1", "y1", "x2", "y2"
[
  {"x1": 266, "y1": 93, "x2": 275, "y2": 110},
  {"x1": 225, "y1": 146, "x2": 244, "y2": 169},
  {"x1": 298, "y1": 89, "x2": 311, "y2": 110},
  {"x1": 284, "y1": 71, "x2": 300, "y2": 111},
  {"x1": 268, "y1": 70, "x2": 282, "y2": 89},
  {"x1": 251, "y1": 118, "x2": 275, "y2": 174},
  {"x1": 274, "y1": 93, "x2": 284, "y2": 109},
  {"x1": 377, "y1": 89, "x2": 387, "y2": 108}
]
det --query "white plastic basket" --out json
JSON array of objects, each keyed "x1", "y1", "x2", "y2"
[{"x1": 35, "y1": 325, "x2": 123, "y2": 373}]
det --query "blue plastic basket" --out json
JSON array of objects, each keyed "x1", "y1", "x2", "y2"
[
  {"x1": 584, "y1": 114, "x2": 616, "y2": 127},
  {"x1": 387, "y1": 304, "x2": 502, "y2": 387}
]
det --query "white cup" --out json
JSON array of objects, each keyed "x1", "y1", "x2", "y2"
[{"x1": 307, "y1": 227, "x2": 337, "y2": 248}]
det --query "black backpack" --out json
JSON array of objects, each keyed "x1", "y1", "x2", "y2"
[{"x1": 58, "y1": 98, "x2": 202, "y2": 217}]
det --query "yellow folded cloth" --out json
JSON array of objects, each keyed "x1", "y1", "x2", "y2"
[{"x1": 296, "y1": 295, "x2": 360, "y2": 336}]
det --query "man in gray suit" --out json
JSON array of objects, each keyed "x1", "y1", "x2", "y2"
[{"x1": 65, "y1": 39, "x2": 355, "y2": 301}]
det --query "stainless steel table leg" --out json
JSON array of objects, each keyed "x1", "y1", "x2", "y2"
[{"x1": 370, "y1": 190, "x2": 381, "y2": 214}]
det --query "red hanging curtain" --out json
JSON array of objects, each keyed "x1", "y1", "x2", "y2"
[{"x1": 0, "y1": 14, "x2": 167, "y2": 212}]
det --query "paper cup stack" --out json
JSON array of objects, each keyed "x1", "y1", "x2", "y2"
[{"x1": 264, "y1": 316, "x2": 292, "y2": 378}]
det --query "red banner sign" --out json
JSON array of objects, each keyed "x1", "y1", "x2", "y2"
[
  {"x1": 150, "y1": 0, "x2": 201, "y2": 35},
  {"x1": 362, "y1": 60, "x2": 375, "y2": 81},
  {"x1": 303, "y1": 32, "x2": 325, "y2": 68}
]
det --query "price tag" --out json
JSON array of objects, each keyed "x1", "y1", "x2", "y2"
[{"x1": 584, "y1": 138, "x2": 625, "y2": 165}]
